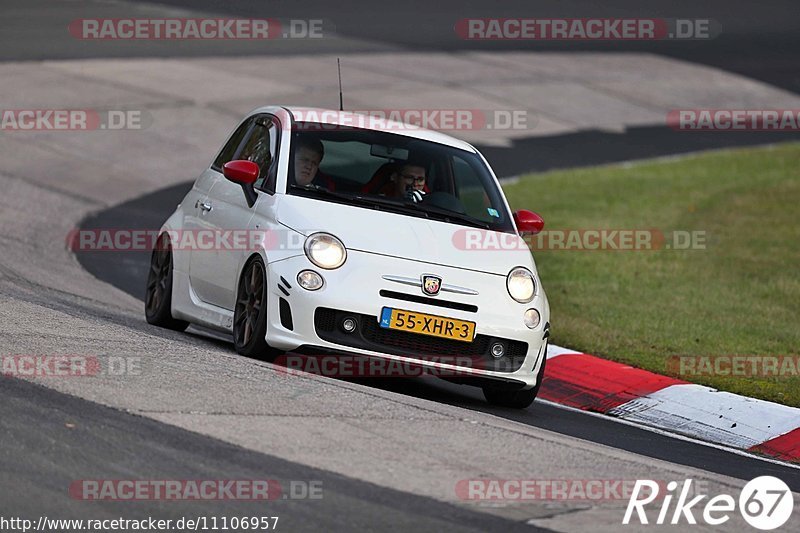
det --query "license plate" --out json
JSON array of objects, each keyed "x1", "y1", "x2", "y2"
[{"x1": 379, "y1": 307, "x2": 475, "y2": 342}]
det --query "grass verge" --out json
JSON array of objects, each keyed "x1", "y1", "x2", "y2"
[{"x1": 502, "y1": 143, "x2": 800, "y2": 406}]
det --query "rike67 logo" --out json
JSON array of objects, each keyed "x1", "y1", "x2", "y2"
[{"x1": 624, "y1": 477, "x2": 794, "y2": 530}]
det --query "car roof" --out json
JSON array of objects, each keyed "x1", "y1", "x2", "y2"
[{"x1": 250, "y1": 105, "x2": 478, "y2": 153}]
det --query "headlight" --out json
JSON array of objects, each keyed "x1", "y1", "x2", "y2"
[
  {"x1": 304, "y1": 233, "x2": 346, "y2": 269},
  {"x1": 507, "y1": 267, "x2": 535, "y2": 303},
  {"x1": 523, "y1": 308, "x2": 541, "y2": 329},
  {"x1": 297, "y1": 270, "x2": 324, "y2": 291}
]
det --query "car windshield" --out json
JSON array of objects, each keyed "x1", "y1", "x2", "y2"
[{"x1": 286, "y1": 122, "x2": 514, "y2": 232}]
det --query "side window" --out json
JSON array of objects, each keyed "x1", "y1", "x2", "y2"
[
  {"x1": 239, "y1": 116, "x2": 279, "y2": 193},
  {"x1": 426, "y1": 157, "x2": 449, "y2": 194},
  {"x1": 213, "y1": 118, "x2": 253, "y2": 169}
]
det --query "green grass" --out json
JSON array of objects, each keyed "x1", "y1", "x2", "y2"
[{"x1": 502, "y1": 143, "x2": 800, "y2": 406}]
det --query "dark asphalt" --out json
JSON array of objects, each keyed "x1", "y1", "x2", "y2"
[
  {"x1": 0, "y1": 376, "x2": 553, "y2": 532},
  {"x1": 4, "y1": 0, "x2": 799, "y2": 94},
  {"x1": 151, "y1": 0, "x2": 800, "y2": 94}
]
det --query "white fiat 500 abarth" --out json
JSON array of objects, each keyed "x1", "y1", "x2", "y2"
[{"x1": 146, "y1": 106, "x2": 549, "y2": 408}]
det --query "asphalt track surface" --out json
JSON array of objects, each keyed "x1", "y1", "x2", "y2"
[
  {"x1": 1, "y1": 377, "x2": 551, "y2": 533},
  {"x1": 4, "y1": 0, "x2": 800, "y2": 531},
  {"x1": 5, "y1": 0, "x2": 800, "y2": 94},
  {"x1": 141, "y1": 0, "x2": 800, "y2": 101}
]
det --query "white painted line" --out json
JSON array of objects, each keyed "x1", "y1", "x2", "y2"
[
  {"x1": 536, "y1": 398, "x2": 800, "y2": 471},
  {"x1": 546, "y1": 343, "x2": 582, "y2": 359},
  {"x1": 608, "y1": 383, "x2": 800, "y2": 449}
]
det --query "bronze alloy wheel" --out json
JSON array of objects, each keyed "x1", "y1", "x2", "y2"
[
  {"x1": 235, "y1": 259, "x2": 265, "y2": 346},
  {"x1": 233, "y1": 257, "x2": 280, "y2": 359},
  {"x1": 144, "y1": 234, "x2": 188, "y2": 331}
]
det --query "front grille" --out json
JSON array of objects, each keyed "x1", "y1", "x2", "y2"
[
  {"x1": 314, "y1": 307, "x2": 528, "y2": 372},
  {"x1": 379, "y1": 290, "x2": 478, "y2": 313}
]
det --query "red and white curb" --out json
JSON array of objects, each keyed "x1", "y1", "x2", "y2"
[{"x1": 542, "y1": 345, "x2": 800, "y2": 463}]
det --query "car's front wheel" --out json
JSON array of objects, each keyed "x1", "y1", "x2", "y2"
[
  {"x1": 233, "y1": 257, "x2": 280, "y2": 360},
  {"x1": 145, "y1": 234, "x2": 189, "y2": 331},
  {"x1": 482, "y1": 347, "x2": 547, "y2": 408}
]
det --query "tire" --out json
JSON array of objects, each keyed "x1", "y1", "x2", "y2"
[
  {"x1": 145, "y1": 234, "x2": 189, "y2": 331},
  {"x1": 233, "y1": 257, "x2": 281, "y2": 360},
  {"x1": 482, "y1": 344, "x2": 547, "y2": 408}
]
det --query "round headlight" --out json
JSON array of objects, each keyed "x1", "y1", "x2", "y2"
[
  {"x1": 297, "y1": 270, "x2": 324, "y2": 291},
  {"x1": 524, "y1": 308, "x2": 541, "y2": 329},
  {"x1": 507, "y1": 267, "x2": 535, "y2": 303},
  {"x1": 304, "y1": 233, "x2": 346, "y2": 270}
]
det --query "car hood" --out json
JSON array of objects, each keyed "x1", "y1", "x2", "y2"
[{"x1": 275, "y1": 195, "x2": 536, "y2": 276}]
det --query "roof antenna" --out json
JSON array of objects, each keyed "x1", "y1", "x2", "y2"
[{"x1": 337, "y1": 58, "x2": 344, "y2": 111}]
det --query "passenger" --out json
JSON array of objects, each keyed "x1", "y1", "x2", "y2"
[{"x1": 293, "y1": 138, "x2": 335, "y2": 190}]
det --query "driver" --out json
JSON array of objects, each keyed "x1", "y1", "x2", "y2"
[{"x1": 387, "y1": 161, "x2": 427, "y2": 202}]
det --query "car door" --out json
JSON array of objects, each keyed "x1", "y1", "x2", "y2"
[
  {"x1": 189, "y1": 114, "x2": 280, "y2": 310},
  {"x1": 186, "y1": 116, "x2": 254, "y2": 304},
  {"x1": 177, "y1": 168, "x2": 219, "y2": 279}
]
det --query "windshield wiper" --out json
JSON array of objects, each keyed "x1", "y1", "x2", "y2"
[
  {"x1": 289, "y1": 185, "x2": 491, "y2": 229},
  {"x1": 289, "y1": 185, "x2": 422, "y2": 215},
  {"x1": 289, "y1": 184, "x2": 358, "y2": 202},
  {"x1": 351, "y1": 193, "x2": 429, "y2": 214},
  {"x1": 400, "y1": 201, "x2": 492, "y2": 229},
  {"x1": 356, "y1": 193, "x2": 491, "y2": 229}
]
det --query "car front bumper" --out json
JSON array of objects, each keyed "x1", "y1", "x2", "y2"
[{"x1": 264, "y1": 251, "x2": 549, "y2": 389}]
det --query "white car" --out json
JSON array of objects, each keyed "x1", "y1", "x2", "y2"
[{"x1": 146, "y1": 106, "x2": 550, "y2": 408}]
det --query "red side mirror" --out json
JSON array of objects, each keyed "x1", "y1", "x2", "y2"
[
  {"x1": 222, "y1": 160, "x2": 259, "y2": 207},
  {"x1": 513, "y1": 210, "x2": 544, "y2": 235},
  {"x1": 223, "y1": 160, "x2": 260, "y2": 185}
]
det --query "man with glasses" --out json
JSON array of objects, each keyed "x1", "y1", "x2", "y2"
[{"x1": 387, "y1": 161, "x2": 428, "y2": 202}]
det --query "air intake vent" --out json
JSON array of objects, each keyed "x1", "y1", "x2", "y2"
[{"x1": 279, "y1": 298, "x2": 293, "y2": 330}]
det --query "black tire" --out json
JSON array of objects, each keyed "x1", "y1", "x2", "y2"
[
  {"x1": 145, "y1": 234, "x2": 189, "y2": 331},
  {"x1": 482, "y1": 345, "x2": 548, "y2": 408},
  {"x1": 233, "y1": 257, "x2": 280, "y2": 360}
]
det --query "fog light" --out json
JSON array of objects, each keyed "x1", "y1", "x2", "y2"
[
  {"x1": 342, "y1": 317, "x2": 357, "y2": 333},
  {"x1": 490, "y1": 343, "x2": 505, "y2": 358},
  {"x1": 524, "y1": 308, "x2": 541, "y2": 329},
  {"x1": 297, "y1": 270, "x2": 323, "y2": 291}
]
